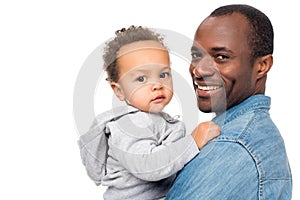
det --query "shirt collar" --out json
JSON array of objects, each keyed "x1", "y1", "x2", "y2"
[{"x1": 212, "y1": 94, "x2": 271, "y2": 126}]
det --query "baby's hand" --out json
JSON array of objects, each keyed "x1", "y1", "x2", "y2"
[{"x1": 191, "y1": 121, "x2": 221, "y2": 149}]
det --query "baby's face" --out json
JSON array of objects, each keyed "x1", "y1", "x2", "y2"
[{"x1": 112, "y1": 40, "x2": 173, "y2": 113}]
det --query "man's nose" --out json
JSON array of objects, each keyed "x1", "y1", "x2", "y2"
[
  {"x1": 193, "y1": 67, "x2": 202, "y2": 78},
  {"x1": 192, "y1": 57, "x2": 216, "y2": 78}
]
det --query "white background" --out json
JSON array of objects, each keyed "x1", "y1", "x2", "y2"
[{"x1": 1, "y1": 0, "x2": 299, "y2": 199}]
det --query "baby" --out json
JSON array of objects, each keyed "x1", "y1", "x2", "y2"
[{"x1": 78, "y1": 25, "x2": 220, "y2": 200}]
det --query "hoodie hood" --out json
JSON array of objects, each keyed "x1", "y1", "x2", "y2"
[{"x1": 78, "y1": 105, "x2": 139, "y2": 185}]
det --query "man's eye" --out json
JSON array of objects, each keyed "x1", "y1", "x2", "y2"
[
  {"x1": 137, "y1": 76, "x2": 147, "y2": 82},
  {"x1": 191, "y1": 52, "x2": 203, "y2": 59},
  {"x1": 160, "y1": 72, "x2": 170, "y2": 79},
  {"x1": 216, "y1": 54, "x2": 229, "y2": 61}
]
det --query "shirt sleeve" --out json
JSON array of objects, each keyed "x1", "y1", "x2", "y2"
[
  {"x1": 107, "y1": 112, "x2": 199, "y2": 182},
  {"x1": 166, "y1": 141, "x2": 259, "y2": 200}
]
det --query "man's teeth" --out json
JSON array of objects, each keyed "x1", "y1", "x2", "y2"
[
  {"x1": 194, "y1": 81, "x2": 220, "y2": 91},
  {"x1": 198, "y1": 85, "x2": 220, "y2": 90}
]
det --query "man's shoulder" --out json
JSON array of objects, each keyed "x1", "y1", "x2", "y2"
[
  {"x1": 214, "y1": 108, "x2": 290, "y2": 180},
  {"x1": 219, "y1": 102, "x2": 275, "y2": 139}
]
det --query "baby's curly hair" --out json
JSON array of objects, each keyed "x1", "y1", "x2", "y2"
[{"x1": 103, "y1": 25, "x2": 165, "y2": 82}]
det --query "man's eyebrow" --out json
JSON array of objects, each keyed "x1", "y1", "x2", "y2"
[
  {"x1": 191, "y1": 46, "x2": 208, "y2": 54},
  {"x1": 211, "y1": 47, "x2": 233, "y2": 53},
  {"x1": 191, "y1": 46, "x2": 200, "y2": 51},
  {"x1": 191, "y1": 46, "x2": 234, "y2": 54}
]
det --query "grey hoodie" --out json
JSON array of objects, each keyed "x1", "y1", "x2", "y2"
[{"x1": 78, "y1": 105, "x2": 199, "y2": 200}]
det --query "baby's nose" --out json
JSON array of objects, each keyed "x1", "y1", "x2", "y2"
[{"x1": 152, "y1": 82, "x2": 163, "y2": 90}]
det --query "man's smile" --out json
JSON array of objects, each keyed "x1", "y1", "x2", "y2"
[{"x1": 194, "y1": 81, "x2": 221, "y2": 91}]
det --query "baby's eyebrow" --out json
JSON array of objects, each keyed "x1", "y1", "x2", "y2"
[
  {"x1": 133, "y1": 68, "x2": 151, "y2": 73},
  {"x1": 161, "y1": 66, "x2": 171, "y2": 70}
]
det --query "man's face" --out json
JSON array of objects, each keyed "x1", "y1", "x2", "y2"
[{"x1": 190, "y1": 13, "x2": 258, "y2": 114}]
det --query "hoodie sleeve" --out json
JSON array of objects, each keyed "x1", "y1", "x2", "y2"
[{"x1": 107, "y1": 111, "x2": 199, "y2": 182}]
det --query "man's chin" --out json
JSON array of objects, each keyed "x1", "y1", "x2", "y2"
[
  {"x1": 197, "y1": 94, "x2": 227, "y2": 114},
  {"x1": 196, "y1": 95, "x2": 209, "y2": 109},
  {"x1": 198, "y1": 107, "x2": 212, "y2": 113},
  {"x1": 197, "y1": 102, "x2": 226, "y2": 114},
  {"x1": 197, "y1": 102, "x2": 212, "y2": 113}
]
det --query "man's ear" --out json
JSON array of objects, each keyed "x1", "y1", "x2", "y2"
[
  {"x1": 110, "y1": 82, "x2": 125, "y2": 101},
  {"x1": 255, "y1": 54, "x2": 273, "y2": 79}
]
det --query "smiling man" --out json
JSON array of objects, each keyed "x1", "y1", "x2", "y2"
[{"x1": 166, "y1": 4, "x2": 292, "y2": 200}]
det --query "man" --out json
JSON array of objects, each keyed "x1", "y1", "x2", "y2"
[{"x1": 166, "y1": 4, "x2": 292, "y2": 199}]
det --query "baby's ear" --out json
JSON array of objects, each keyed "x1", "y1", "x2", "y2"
[{"x1": 110, "y1": 82, "x2": 125, "y2": 101}]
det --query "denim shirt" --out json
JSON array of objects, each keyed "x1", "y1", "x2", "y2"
[{"x1": 166, "y1": 95, "x2": 292, "y2": 200}]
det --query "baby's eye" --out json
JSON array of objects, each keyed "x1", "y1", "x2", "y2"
[
  {"x1": 160, "y1": 72, "x2": 170, "y2": 79},
  {"x1": 137, "y1": 76, "x2": 147, "y2": 82}
]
